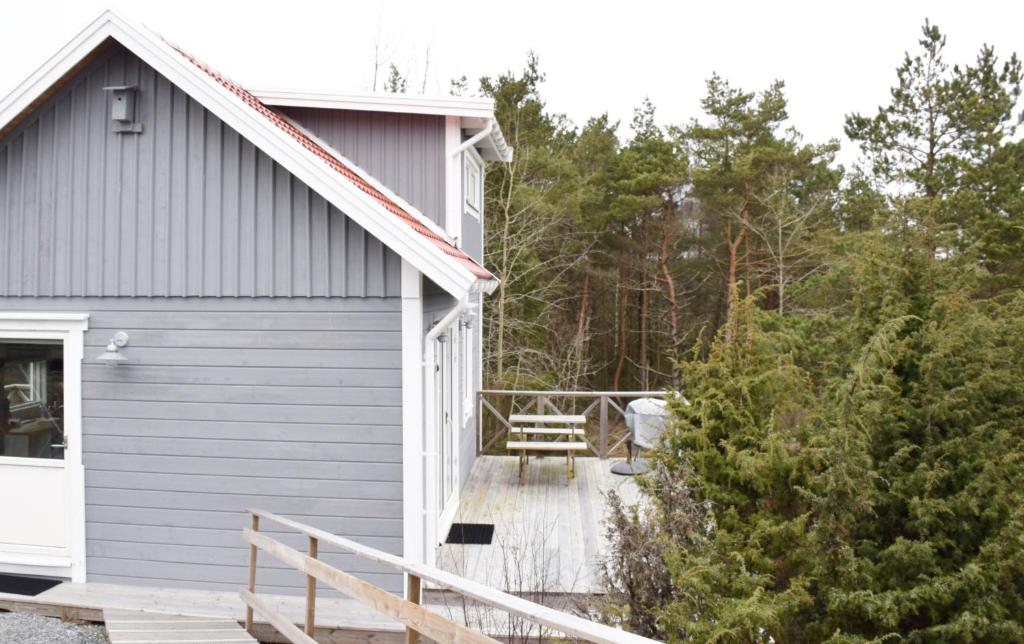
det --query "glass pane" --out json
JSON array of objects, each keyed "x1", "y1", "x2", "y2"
[{"x1": 0, "y1": 341, "x2": 64, "y2": 460}]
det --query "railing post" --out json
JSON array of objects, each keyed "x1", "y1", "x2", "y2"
[
  {"x1": 599, "y1": 395, "x2": 609, "y2": 458},
  {"x1": 244, "y1": 513, "x2": 259, "y2": 632},
  {"x1": 305, "y1": 536, "x2": 318, "y2": 637},
  {"x1": 405, "y1": 573, "x2": 422, "y2": 644}
]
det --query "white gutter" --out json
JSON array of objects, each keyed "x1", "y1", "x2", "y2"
[
  {"x1": 452, "y1": 119, "x2": 493, "y2": 157},
  {"x1": 420, "y1": 296, "x2": 469, "y2": 562}
]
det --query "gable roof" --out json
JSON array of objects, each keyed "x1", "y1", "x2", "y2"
[{"x1": 0, "y1": 11, "x2": 496, "y2": 297}]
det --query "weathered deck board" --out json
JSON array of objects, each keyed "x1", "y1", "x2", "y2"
[
  {"x1": 436, "y1": 456, "x2": 640, "y2": 594},
  {"x1": 103, "y1": 609, "x2": 257, "y2": 643},
  {"x1": 0, "y1": 582, "x2": 406, "y2": 643}
]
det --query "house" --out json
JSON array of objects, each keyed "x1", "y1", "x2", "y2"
[{"x1": 0, "y1": 10, "x2": 511, "y2": 596}]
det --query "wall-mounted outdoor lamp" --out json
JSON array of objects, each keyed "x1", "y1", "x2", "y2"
[{"x1": 96, "y1": 332, "x2": 130, "y2": 365}]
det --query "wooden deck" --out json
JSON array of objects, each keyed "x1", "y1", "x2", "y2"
[
  {"x1": 436, "y1": 455, "x2": 639, "y2": 595},
  {"x1": 103, "y1": 609, "x2": 256, "y2": 643},
  {"x1": 0, "y1": 582, "x2": 408, "y2": 643}
]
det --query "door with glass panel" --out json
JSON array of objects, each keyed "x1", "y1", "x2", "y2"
[
  {"x1": 434, "y1": 333, "x2": 457, "y2": 540},
  {"x1": 0, "y1": 338, "x2": 75, "y2": 575}
]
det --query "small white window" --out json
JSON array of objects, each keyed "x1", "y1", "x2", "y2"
[{"x1": 463, "y1": 151, "x2": 483, "y2": 217}]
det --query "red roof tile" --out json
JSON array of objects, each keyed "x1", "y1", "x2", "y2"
[{"x1": 162, "y1": 39, "x2": 494, "y2": 281}]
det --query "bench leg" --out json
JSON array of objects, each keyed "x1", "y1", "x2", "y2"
[
  {"x1": 519, "y1": 449, "x2": 525, "y2": 482},
  {"x1": 569, "y1": 451, "x2": 576, "y2": 479}
]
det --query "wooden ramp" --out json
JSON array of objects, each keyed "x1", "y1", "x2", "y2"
[{"x1": 103, "y1": 609, "x2": 256, "y2": 644}]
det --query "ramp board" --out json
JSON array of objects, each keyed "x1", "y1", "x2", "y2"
[{"x1": 103, "y1": 609, "x2": 257, "y2": 643}]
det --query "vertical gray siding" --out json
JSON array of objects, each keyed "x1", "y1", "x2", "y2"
[
  {"x1": 281, "y1": 107, "x2": 446, "y2": 227},
  {"x1": 0, "y1": 43, "x2": 400, "y2": 298},
  {"x1": 1, "y1": 297, "x2": 404, "y2": 595}
]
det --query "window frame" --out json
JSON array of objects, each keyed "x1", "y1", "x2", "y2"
[{"x1": 462, "y1": 148, "x2": 483, "y2": 219}]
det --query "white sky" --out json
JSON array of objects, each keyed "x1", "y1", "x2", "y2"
[{"x1": 1, "y1": 0, "x2": 1022, "y2": 166}]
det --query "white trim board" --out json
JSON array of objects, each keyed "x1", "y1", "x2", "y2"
[
  {"x1": 252, "y1": 88, "x2": 498, "y2": 119},
  {"x1": 0, "y1": 312, "x2": 89, "y2": 583},
  {"x1": 400, "y1": 261, "x2": 425, "y2": 566},
  {"x1": 0, "y1": 10, "x2": 494, "y2": 300}
]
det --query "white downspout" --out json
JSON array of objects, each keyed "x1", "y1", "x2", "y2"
[
  {"x1": 421, "y1": 296, "x2": 468, "y2": 564},
  {"x1": 451, "y1": 119, "x2": 493, "y2": 157}
]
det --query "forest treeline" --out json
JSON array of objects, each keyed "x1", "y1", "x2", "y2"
[
  {"x1": 467, "y1": 21, "x2": 1024, "y2": 642},
  {"x1": 470, "y1": 23, "x2": 1022, "y2": 397}
]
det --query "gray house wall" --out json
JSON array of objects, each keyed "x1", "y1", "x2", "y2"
[
  {"x1": 461, "y1": 211, "x2": 483, "y2": 263},
  {"x1": 0, "y1": 42, "x2": 408, "y2": 594},
  {"x1": 460, "y1": 149, "x2": 484, "y2": 263},
  {"x1": 2, "y1": 297, "x2": 403, "y2": 594},
  {"x1": 0, "y1": 43, "x2": 400, "y2": 299},
  {"x1": 281, "y1": 107, "x2": 446, "y2": 228}
]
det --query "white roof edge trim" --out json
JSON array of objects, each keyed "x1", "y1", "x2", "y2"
[
  {"x1": 252, "y1": 87, "x2": 497, "y2": 119},
  {"x1": 0, "y1": 9, "x2": 488, "y2": 299},
  {"x1": 254, "y1": 88, "x2": 513, "y2": 163}
]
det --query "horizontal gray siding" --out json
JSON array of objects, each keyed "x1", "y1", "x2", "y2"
[
  {"x1": 0, "y1": 43, "x2": 400, "y2": 298},
  {"x1": 282, "y1": 107, "x2": 445, "y2": 227},
  {"x1": 2, "y1": 297, "x2": 403, "y2": 595}
]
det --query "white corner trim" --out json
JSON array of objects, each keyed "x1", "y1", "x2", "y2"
[
  {"x1": 0, "y1": 312, "x2": 89, "y2": 583},
  {"x1": 401, "y1": 261, "x2": 425, "y2": 566},
  {"x1": 444, "y1": 116, "x2": 463, "y2": 242},
  {"x1": 0, "y1": 10, "x2": 482, "y2": 300}
]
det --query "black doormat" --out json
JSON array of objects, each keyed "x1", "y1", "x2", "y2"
[
  {"x1": 445, "y1": 523, "x2": 495, "y2": 545},
  {"x1": 0, "y1": 573, "x2": 61, "y2": 596}
]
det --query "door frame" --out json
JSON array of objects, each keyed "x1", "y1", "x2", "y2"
[
  {"x1": 434, "y1": 333, "x2": 460, "y2": 544},
  {"x1": 0, "y1": 312, "x2": 88, "y2": 582}
]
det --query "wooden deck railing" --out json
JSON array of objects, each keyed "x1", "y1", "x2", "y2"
[
  {"x1": 477, "y1": 390, "x2": 669, "y2": 458},
  {"x1": 241, "y1": 509, "x2": 660, "y2": 644}
]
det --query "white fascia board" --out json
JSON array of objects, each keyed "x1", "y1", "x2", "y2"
[
  {"x1": 251, "y1": 88, "x2": 497, "y2": 119},
  {"x1": 0, "y1": 11, "x2": 115, "y2": 126},
  {"x1": 0, "y1": 10, "x2": 481, "y2": 300},
  {"x1": 459, "y1": 117, "x2": 514, "y2": 164}
]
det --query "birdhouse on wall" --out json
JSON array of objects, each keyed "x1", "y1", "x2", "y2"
[{"x1": 103, "y1": 85, "x2": 142, "y2": 133}]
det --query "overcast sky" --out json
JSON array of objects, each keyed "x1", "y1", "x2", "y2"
[{"x1": 2, "y1": 1, "x2": 1021, "y2": 165}]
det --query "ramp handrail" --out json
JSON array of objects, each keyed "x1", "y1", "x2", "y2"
[{"x1": 241, "y1": 508, "x2": 660, "y2": 644}]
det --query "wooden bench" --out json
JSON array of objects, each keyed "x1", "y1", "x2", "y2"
[
  {"x1": 507, "y1": 413, "x2": 588, "y2": 481},
  {"x1": 506, "y1": 441, "x2": 589, "y2": 480},
  {"x1": 508, "y1": 426, "x2": 586, "y2": 437},
  {"x1": 509, "y1": 414, "x2": 587, "y2": 425}
]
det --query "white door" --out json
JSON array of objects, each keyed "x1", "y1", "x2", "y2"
[
  {"x1": 434, "y1": 333, "x2": 457, "y2": 540},
  {"x1": 0, "y1": 314, "x2": 87, "y2": 581}
]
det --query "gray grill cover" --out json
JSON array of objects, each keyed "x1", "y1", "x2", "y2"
[{"x1": 625, "y1": 398, "x2": 670, "y2": 450}]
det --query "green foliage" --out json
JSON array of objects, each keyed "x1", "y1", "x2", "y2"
[
  {"x1": 383, "y1": 63, "x2": 407, "y2": 93},
  {"x1": 601, "y1": 22, "x2": 1024, "y2": 643}
]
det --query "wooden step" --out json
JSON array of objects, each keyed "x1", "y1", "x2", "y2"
[
  {"x1": 103, "y1": 609, "x2": 257, "y2": 643},
  {"x1": 509, "y1": 426, "x2": 585, "y2": 437},
  {"x1": 506, "y1": 441, "x2": 588, "y2": 451},
  {"x1": 509, "y1": 414, "x2": 586, "y2": 424}
]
